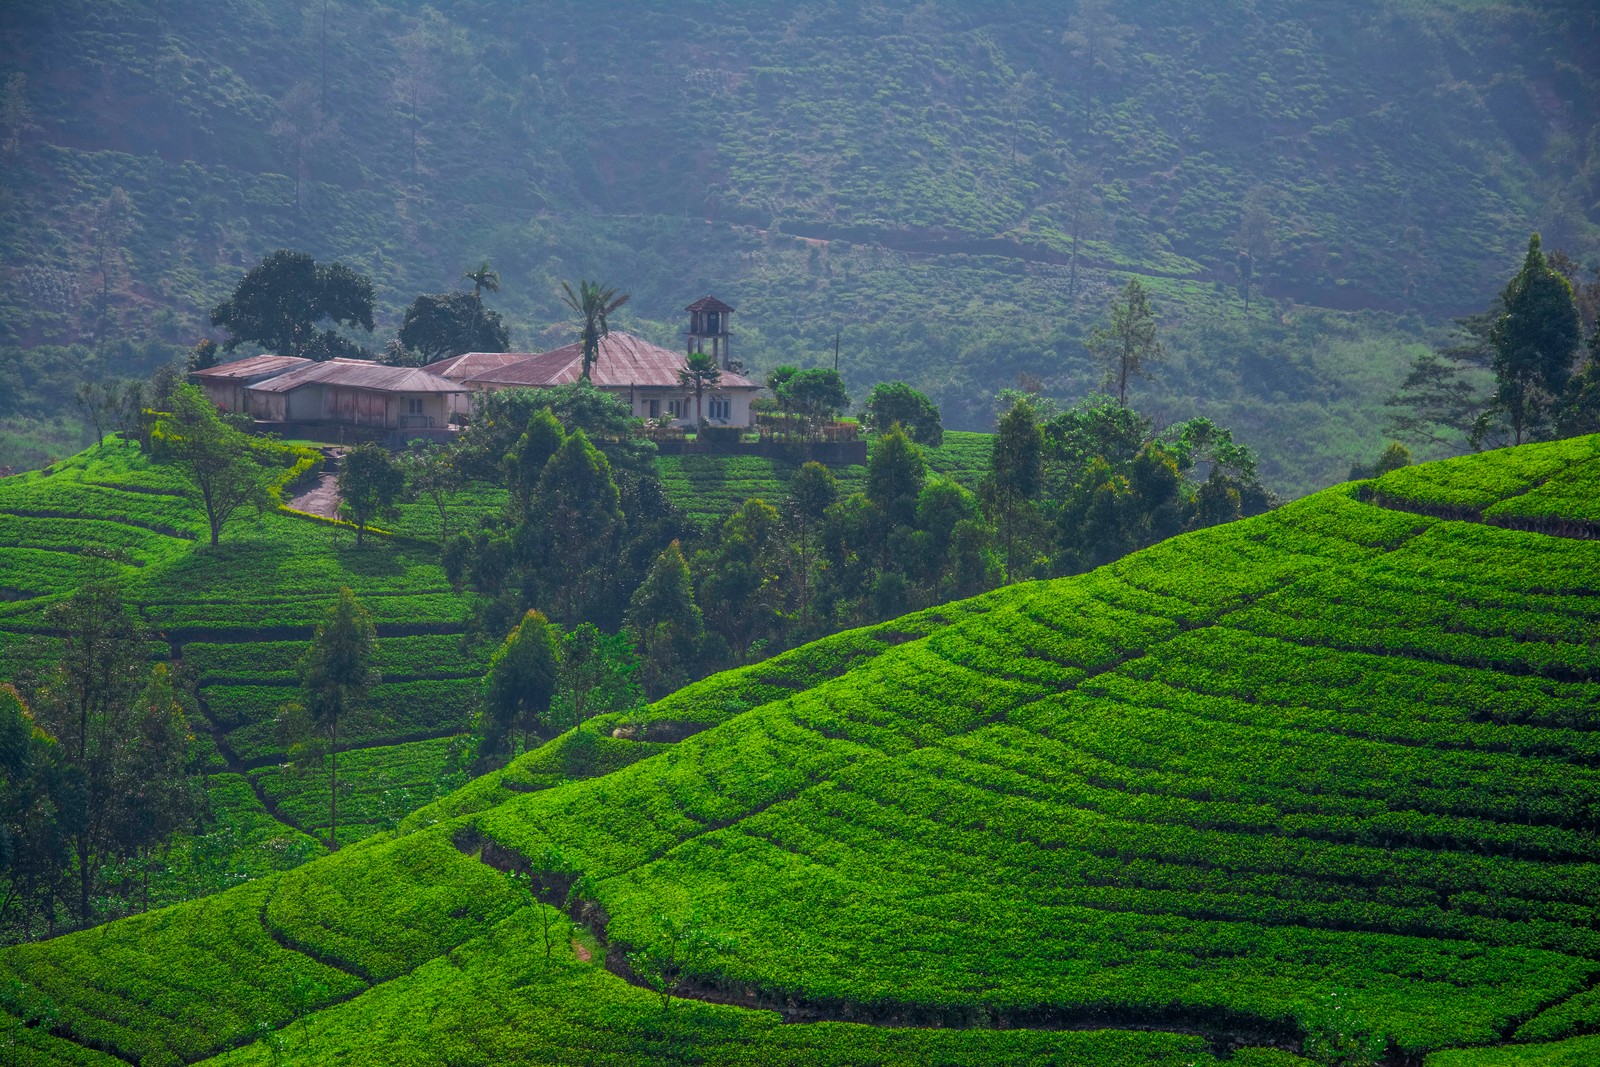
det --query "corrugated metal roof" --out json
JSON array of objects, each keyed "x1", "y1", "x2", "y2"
[
  {"x1": 685, "y1": 294, "x2": 735, "y2": 313},
  {"x1": 246, "y1": 358, "x2": 465, "y2": 395},
  {"x1": 462, "y1": 332, "x2": 758, "y2": 390},
  {"x1": 425, "y1": 351, "x2": 532, "y2": 381},
  {"x1": 191, "y1": 354, "x2": 312, "y2": 381}
]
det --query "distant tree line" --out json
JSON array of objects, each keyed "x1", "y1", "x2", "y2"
[
  {"x1": 201, "y1": 249, "x2": 512, "y2": 369},
  {"x1": 1389, "y1": 234, "x2": 1600, "y2": 450},
  {"x1": 2, "y1": 571, "x2": 198, "y2": 938}
]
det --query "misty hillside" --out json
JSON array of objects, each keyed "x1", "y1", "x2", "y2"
[{"x1": 1, "y1": 0, "x2": 1597, "y2": 488}]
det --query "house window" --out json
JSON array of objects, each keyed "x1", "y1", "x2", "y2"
[
  {"x1": 407, "y1": 398, "x2": 424, "y2": 415},
  {"x1": 648, "y1": 399, "x2": 660, "y2": 418},
  {"x1": 708, "y1": 399, "x2": 730, "y2": 420},
  {"x1": 668, "y1": 399, "x2": 686, "y2": 418}
]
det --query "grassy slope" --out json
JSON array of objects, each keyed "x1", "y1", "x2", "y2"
[
  {"x1": 0, "y1": 440, "x2": 487, "y2": 900},
  {"x1": 0, "y1": 430, "x2": 981, "y2": 904},
  {"x1": 5, "y1": 437, "x2": 1599, "y2": 1064}
]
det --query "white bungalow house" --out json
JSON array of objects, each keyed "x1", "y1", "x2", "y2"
[{"x1": 445, "y1": 332, "x2": 760, "y2": 428}]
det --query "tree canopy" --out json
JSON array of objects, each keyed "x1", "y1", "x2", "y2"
[
  {"x1": 398, "y1": 291, "x2": 509, "y2": 363},
  {"x1": 337, "y1": 443, "x2": 405, "y2": 547},
  {"x1": 1490, "y1": 234, "x2": 1582, "y2": 444},
  {"x1": 210, "y1": 250, "x2": 374, "y2": 360},
  {"x1": 559, "y1": 280, "x2": 629, "y2": 380},
  {"x1": 296, "y1": 587, "x2": 378, "y2": 848},
  {"x1": 864, "y1": 381, "x2": 943, "y2": 446},
  {"x1": 626, "y1": 541, "x2": 705, "y2": 698},
  {"x1": 155, "y1": 383, "x2": 277, "y2": 545},
  {"x1": 31, "y1": 578, "x2": 195, "y2": 922},
  {"x1": 479, "y1": 608, "x2": 558, "y2": 763},
  {"x1": 678, "y1": 353, "x2": 722, "y2": 427},
  {"x1": 777, "y1": 368, "x2": 850, "y2": 436},
  {"x1": 1088, "y1": 278, "x2": 1164, "y2": 408}
]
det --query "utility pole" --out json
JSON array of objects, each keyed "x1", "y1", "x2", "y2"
[{"x1": 833, "y1": 330, "x2": 840, "y2": 372}]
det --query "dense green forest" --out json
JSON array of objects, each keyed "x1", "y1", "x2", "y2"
[{"x1": 2, "y1": 0, "x2": 1598, "y2": 490}]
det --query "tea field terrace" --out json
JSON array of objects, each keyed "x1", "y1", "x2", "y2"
[
  {"x1": 0, "y1": 439, "x2": 490, "y2": 879},
  {"x1": 656, "y1": 430, "x2": 992, "y2": 528},
  {"x1": 5, "y1": 435, "x2": 1600, "y2": 1065}
]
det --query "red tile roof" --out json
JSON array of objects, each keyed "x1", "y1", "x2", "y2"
[
  {"x1": 246, "y1": 358, "x2": 465, "y2": 395},
  {"x1": 685, "y1": 294, "x2": 735, "y2": 313},
  {"x1": 462, "y1": 332, "x2": 758, "y2": 390},
  {"x1": 191, "y1": 354, "x2": 312, "y2": 381}
]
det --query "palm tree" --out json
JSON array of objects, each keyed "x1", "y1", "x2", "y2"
[
  {"x1": 463, "y1": 260, "x2": 500, "y2": 298},
  {"x1": 464, "y1": 261, "x2": 500, "y2": 348},
  {"x1": 678, "y1": 352, "x2": 722, "y2": 430},
  {"x1": 559, "y1": 279, "x2": 630, "y2": 380}
]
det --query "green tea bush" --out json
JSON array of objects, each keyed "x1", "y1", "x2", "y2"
[
  {"x1": 1483, "y1": 455, "x2": 1600, "y2": 526},
  {"x1": 1370, "y1": 436, "x2": 1600, "y2": 515},
  {"x1": 263, "y1": 832, "x2": 522, "y2": 981},
  {"x1": 0, "y1": 878, "x2": 361, "y2": 1063}
]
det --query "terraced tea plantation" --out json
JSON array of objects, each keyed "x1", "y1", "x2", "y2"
[
  {"x1": 0, "y1": 440, "x2": 488, "y2": 882},
  {"x1": 657, "y1": 431, "x2": 992, "y2": 526},
  {"x1": 6, "y1": 436, "x2": 1600, "y2": 1066}
]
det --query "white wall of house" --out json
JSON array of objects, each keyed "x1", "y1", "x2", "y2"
[
  {"x1": 623, "y1": 387, "x2": 757, "y2": 427},
  {"x1": 463, "y1": 382, "x2": 756, "y2": 427},
  {"x1": 394, "y1": 393, "x2": 452, "y2": 430}
]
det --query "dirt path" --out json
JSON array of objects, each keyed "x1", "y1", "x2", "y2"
[
  {"x1": 288, "y1": 473, "x2": 342, "y2": 517},
  {"x1": 288, "y1": 449, "x2": 345, "y2": 518}
]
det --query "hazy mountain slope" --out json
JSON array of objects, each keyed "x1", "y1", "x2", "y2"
[
  {"x1": 1, "y1": 0, "x2": 1597, "y2": 489},
  {"x1": 6, "y1": 435, "x2": 1599, "y2": 1065}
]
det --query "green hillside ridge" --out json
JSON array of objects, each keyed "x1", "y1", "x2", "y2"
[
  {"x1": 5, "y1": 436, "x2": 1599, "y2": 1065},
  {"x1": 0, "y1": 437, "x2": 489, "y2": 909},
  {"x1": 0, "y1": 422, "x2": 992, "y2": 906},
  {"x1": 3, "y1": 0, "x2": 1597, "y2": 488}
]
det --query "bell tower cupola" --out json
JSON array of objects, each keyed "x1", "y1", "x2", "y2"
[{"x1": 686, "y1": 295, "x2": 735, "y2": 370}]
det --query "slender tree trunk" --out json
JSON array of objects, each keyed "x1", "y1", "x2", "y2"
[
  {"x1": 1003, "y1": 496, "x2": 1015, "y2": 584},
  {"x1": 798, "y1": 524, "x2": 811, "y2": 630},
  {"x1": 77, "y1": 837, "x2": 91, "y2": 923},
  {"x1": 329, "y1": 714, "x2": 339, "y2": 850}
]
